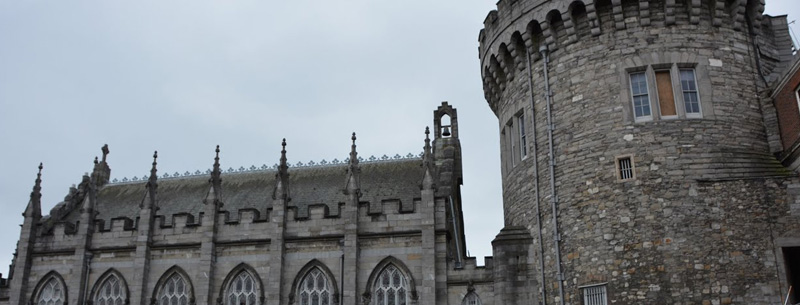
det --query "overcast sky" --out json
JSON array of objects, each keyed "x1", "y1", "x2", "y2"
[{"x1": 0, "y1": 0, "x2": 796, "y2": 275}]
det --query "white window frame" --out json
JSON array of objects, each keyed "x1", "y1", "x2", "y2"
[
  {"x1": 679, "y1": 68, "x2": 702, "y2": 118},
  {"x1": 629, "y1": 71, "x2": 653, "y2": 122},
  {"x1": 580, "y1": 283, "x2": 608, "y2": 305}
]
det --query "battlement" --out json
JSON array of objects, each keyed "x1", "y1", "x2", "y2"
[{"x1": 478, "y1": 0, "x2": 780, "y2": 113}]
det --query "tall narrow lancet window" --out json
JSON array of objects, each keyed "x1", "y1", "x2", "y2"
[
  {"x1": 297, "y1": 268, "x2": 332, "y2": 305},
  {"x1": 225, "y1": 270, "x2": 259, "y2": 305},
  {"x1": 373, "y1": 265, "x2": 409, "y2": 305},
  {"x1": 94, "y1": 273, "x2": 126, "y2": 305},
  {"x1": 36, "y1": 276, "x2": 65, "y2": 305},
  {"x1": 157, "y1": 273, "x2": 191, "y2": 305}
]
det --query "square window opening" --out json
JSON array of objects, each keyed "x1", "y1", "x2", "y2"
[
  {"x1": 581, "y1": 284, "x2": 608, "y2": 305},
  {"x1": 616, "y1": 156, "x2": 635, "y2": 181}
]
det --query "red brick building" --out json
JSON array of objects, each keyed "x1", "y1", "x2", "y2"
[{"x1": 775, "y1": 56, "x2": 800, "y2": 172}]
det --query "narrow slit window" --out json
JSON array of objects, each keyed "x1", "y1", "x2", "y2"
[
  {"x1": 655, "y1": 70, "x2": 677, "y2": 117},
  {"x1": 582, "y1": 284, "x2": 608, "y2": 305},
  {"x1": 617, "y1": 156, "x2": 634, "y2": 181},
  {"x1": 508, "y1": 119, "x2": 517, "y2": 165},
  {"x1": 629, "y1": 72, "x2": 652, "y2": 121},
  {"x1": 680, "y1": 69, "x2": 701, "y2": 116},
  {"x1": 517, "y1": 113, "x2": 527, "y2": 158}
]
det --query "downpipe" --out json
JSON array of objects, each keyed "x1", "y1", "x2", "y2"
[
  {"x1": 526, "y1": 46, "x2": 548, "y2": 305},
  {"x1": 449, "y1": 196, "x2": 464, "y2": 268},
  {"x1": 78, "y1": 252, "x2": 93, "y2": 304},
  {"x1": 540, "y1": 45, "x2": 566, "y2": 305}
]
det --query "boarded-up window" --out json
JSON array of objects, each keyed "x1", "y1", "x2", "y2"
[{"x1": 655, "y1": 71, "x2": 677, "y2": 116}]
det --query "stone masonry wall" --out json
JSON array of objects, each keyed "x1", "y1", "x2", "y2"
[
  {"x1": 11, "y1": 178, "x2": 460, "y2": 305},
  {"x1": 480, "y1": 0, "x2": 799, "y2": 304}
]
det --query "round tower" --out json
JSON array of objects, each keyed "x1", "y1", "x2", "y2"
[{"x1": 480, "y1": 0, "x2": 795, "y2": 304}]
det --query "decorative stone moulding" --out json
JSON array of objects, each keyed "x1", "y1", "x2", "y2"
[{"x1": 109, "y1": 152, "x2": 424, "y2": 184}]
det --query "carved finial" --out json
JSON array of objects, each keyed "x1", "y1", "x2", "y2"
[
  {"x1": 423, "y1": 127, "x2": 432, "y2": 161},
  {"x1": 349, "y1": 132, "x2": 358, "y2": 166},
  {"x1": 422, "y1": 128, "x2": 435, "y2": 190},
  {"x1": 33, "y1": 163, "x2": 43, "y2": 196},
  {"x1": 275, "y1": 139, "x2": 290, "y2": 200},
  {"x1": 101, "y1": 144, "x2": 109, "y2": 162},
  {"x1": 211, "y1": 145, "x2": 221, "y2": 183},
  {"x1": 94, "y1": 156, "x2": 99, "y2": 165},
  {"x1": 345, "y1": 133, "x2": 361, "y2": 194},
  {"x1": 25, "y1": 163, "x2": 44, "y2": 217},
  {"x1": 424, "y1": 126, "x2": 431, "y2": 149},
  {"x1": 148, "y1": 151, "x2": 158, "y2": 185},
  {"x1": 280, "y1": 139, "x2": 288, "y2": 172},
  {"x1": 142, "y1": 151, "x2": 158, "y2": 209},
  {"x1": 205, "y1": 145, "x2": 223, "y2": 205}
]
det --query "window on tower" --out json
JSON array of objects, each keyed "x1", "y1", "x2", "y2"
[
  {"x1": 629, "y1": 72, "x2": 652, "y2": 122},
  {"x1": 517, "y1": 112, "x2": 527, "y2": 159},
  {"x1": 616, "y1": 155, "x2": 635, "y2": 181},
  {"x1": 626, "y1": 63, "x2": 706, "y2": 122},
  {"x1": 680, "y1": 69, "x2": 701, "y2": 117},
  {"x1": 581, "y1": 283, "x2": 608, "y2": 305}
]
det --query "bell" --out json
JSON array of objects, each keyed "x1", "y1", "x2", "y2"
[{"x1": 442, "y1": 126, "x2": 451, "y2": 137}]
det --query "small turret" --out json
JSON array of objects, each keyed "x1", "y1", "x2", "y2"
[{"x1": 432, "y1": 102, "x2": 463, "y2": 196}]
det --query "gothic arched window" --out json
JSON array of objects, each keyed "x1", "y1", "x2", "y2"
[
  {"x1": 36, "y1": 275, "x2": 66, "y2": 305},
  {"x1": 94, "y1": 272, "x2": 126, "y2": 305},
  {"x1": 461, "y1": 292, "x2": 481, "y2": 305},
  {"x1": 224, "y1": 270, "x2": 259, "y2": 305},
  {"x1": 372, "y1": 265, "x2": 409, "y2": 305},
  {"x1": 297, "y1": 267, "x2": 332, "y2": 305},
  {"x1": 156, "y1": 272, "x2": 191, "y2": 305}
]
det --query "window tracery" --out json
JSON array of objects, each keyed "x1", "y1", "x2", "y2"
[
  {"x1": 36, "y1": 277, "x2": 65, "y2": 305},
  {"x1": 372, "y1": 265, "x2": 408, "y2": 305},
  {"x1": 157, "y1": 273, "x2": 190, "y2": 305},
  {"x1": 297, "y1": 268, "x2": 332, "y2": 305},
  {"x1": 94, "y1": 273, "x2": 126, "y2": 305},
  {"x1": 225, "y1": 270, "x2": 259, "y2": 305}
]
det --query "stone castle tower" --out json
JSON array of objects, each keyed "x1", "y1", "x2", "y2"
[{"x1": 478, "y1": 0, "x2": 800, "y2": 304}]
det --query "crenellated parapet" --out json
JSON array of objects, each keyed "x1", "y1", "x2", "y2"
[{"x1": 478, "y1": 0, "x2": 778, "y2": 113}]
